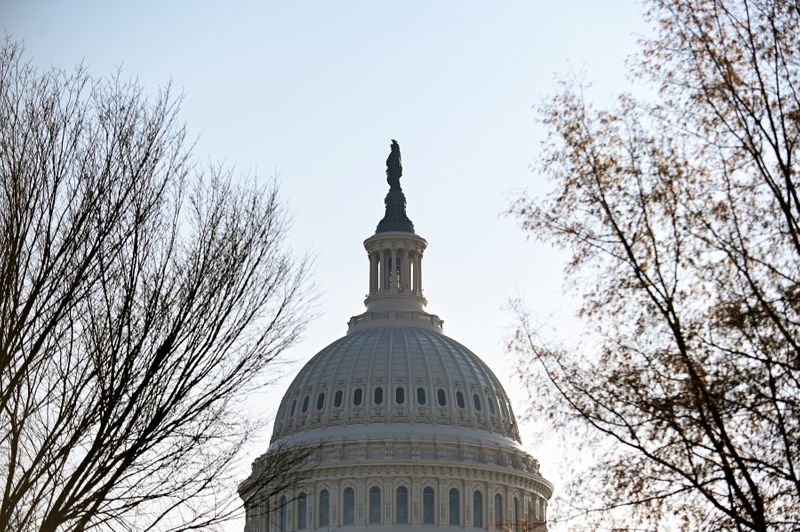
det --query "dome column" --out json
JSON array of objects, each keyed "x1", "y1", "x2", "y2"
[
  {"x1": 401, "y1": 247, "x2": 411, "y2": 291},
  {"x1": 381, "y1": 249, "x2": 389, "y2": 290},
  {"x1": 369, "y1": 252, "x2": 378, "y2": 293},
  {"x1": 391, "y1": 248, "x2": 398, "y2": 289},
  {"x1": 410, "y1": 250, "x2": 418, "y2": 293},
  {"x1": 414, "y1": 252, "x2": 422, "y2": 293}
]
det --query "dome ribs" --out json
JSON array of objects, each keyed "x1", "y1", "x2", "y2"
[
  {"x1": 414, "y1": 327, "x2": 456, "y2": 426},
  {"x1": 270, "y1": 328, "x2": 525, "y2": 446}
]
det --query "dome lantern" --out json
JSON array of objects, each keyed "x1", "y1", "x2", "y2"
[{"x1": 349, "y1": 141, "x2": 443, "y2": 332}]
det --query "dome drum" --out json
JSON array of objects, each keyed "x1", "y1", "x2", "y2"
[{"x1": 243, "y1": 441, "x2": 551, "y2": 531}]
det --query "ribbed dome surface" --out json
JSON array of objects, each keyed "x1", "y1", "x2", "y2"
[{"x1": 270, "y1": 325, "x2": 521, "y2": 447}]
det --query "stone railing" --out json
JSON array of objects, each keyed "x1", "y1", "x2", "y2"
[{"x1": 347, "y1": 310, "x2": 444, "y2": 331}]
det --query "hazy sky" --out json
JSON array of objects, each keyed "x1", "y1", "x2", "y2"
[{"x1": 3, "y1": 1, "x2": 650, "y2": 528}]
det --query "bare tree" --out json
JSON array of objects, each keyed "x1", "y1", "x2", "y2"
[
  {"x1": 508, "y1": 0, "x2": 799, "y2": 530},
  {"x1": 0, "y1": 41, "x2": 312, "y2": 531}
]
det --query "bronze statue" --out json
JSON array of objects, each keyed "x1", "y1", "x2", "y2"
[
  {"x1": 386, "y1": 139, "x2": 402, "y2": 189},
  {"x1": 376, "y1": 139, "x2": 414, "y2": 233}
]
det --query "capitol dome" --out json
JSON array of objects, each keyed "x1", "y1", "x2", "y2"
[{"x1": 241, "y1": 143, "x2": 552, "y2": 531}]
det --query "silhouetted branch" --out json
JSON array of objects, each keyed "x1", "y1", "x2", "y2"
[{"x1": 0, "y1": 39, "x2": 313, "y2": 531}]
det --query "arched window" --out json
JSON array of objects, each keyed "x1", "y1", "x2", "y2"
[
  {"x1": 353, "y1": 388, "x2": 363, "y2": 406},
  {"x1": 473, "y1": 490, "x2": 483, "y2": 527},
  {"x1": 395, "y1": 387, "x2": 405, "y2": 404},
  {"x1": 301, "y1": 395, "x2": 309, "y2": 413},
  {"x1": 290, "y1": 399, "x2": 297, "y2": 416},
  {"x1": 334, "y1": 390, "x2": 343, "y2": 408},
  {"x1": 279, "y1": 495, "x2": 288, "y2": 531},
  {"x1": 473, "y1": 394, "x2": 482, "y2": 411},
  {"x1": 316, "y1": 392, "x2": 325, "y2": 410},
  {"x1": 396, "y1": 486, "x2": 409, "y2": 524},
  {"x1": 297, "y1": 492, "x2": 307, "y2": 529},
  {"x1": 343, "y1": 487, "x2": 355, "y2": 525},
  {"x1": 528, "y1": 499, "x2": 535, "y2": 527},
  {"x1": 437, "y1": 389, "x2": 447, "y2": 406},
  {"x1": 262, "y1": 500, "x2": 271, "y2": 532},
  {"x1": 423, "y1": 486, "x2": 435, "y2": 524},
  {"x1": 369, "y1": 486, "x2": 381, "y2": 524},
  {"x1": 494, "y1": 493, "x2": 503, "y2": 527},
  {"x1": 514, "y1": 497, "x2": 520, "y2": 531},
  {"x1": 318, "y1": 489, "x2": 329, "y2": 526},
  {"x1": 526, "y1": 500, "x2": 536, "y2": 526},
  {"x1": 488, "y1": 396, "x2": 496, "y2": 415},
  {"x1": 416, "y1": 387, "x2": 427, "y2": 405},
  {"x1": 374, "y1": 387, "x2": 384, "y2": 405},
  {"x1": 456, "y1": 391, "x2": 465, "y2": 408},
  {"x1": 449, "y1": 488, "x2": 460, "y2": 525}
]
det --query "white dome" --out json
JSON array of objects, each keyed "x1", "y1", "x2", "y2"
[
  {"x1": 270, "y1": 326, "x2": 521, "y2": 449},
  {"x1": 241, "y1": 146, "x2": 551, "y2": 531}
]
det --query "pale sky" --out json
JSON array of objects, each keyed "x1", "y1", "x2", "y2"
[{"x1": 2, "y1": 1, "x2": 650, "y2": 529}]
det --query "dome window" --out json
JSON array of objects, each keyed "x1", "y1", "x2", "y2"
[
  {"x1": 302, "y1": 396, "x2": 309, "y2": 413},
  {"x1": 437, "y1": 389, "x2": 447, "y2": 406},
  {"x1": 374, "y1": 387, "x2": 384, "y2": 405},
  {"x1": 473, "y1": 394, "x2": 482, "y2": 411},
  {"x1": 319, "y1": 489, "x2": 330, "y2": 526},
  {"x1": 396, "y1": 486, "x2": 409, "y2": 523},
  {"x1": 488, "y1": 396, "x2": 496, "y2": 415},
  {"x1": 416, "y1": 387, "x2": 427, "y2": 405},
  {"x1": 297, "y1": 492, "x2": 307, "y2": 529},
  {"x1": 494, "y1": 493, "x2": 503, "y2": 527},
  {"x1": 343, "y1": 487, "x2": 355, "y2": 525},
  {"x1": 395, "y1": 387, "x2": 405, "y2": 404},
  {"x1": 316, "y1": 393, "x2": 325, "y2": 411},
  {"x1": 456, "y1": 391, "x2": 465, "y2": 408},
  {"x1": 333, "y1": 390, "x2": 343, "y2": 408},
  {"x1": 279, "y1": 495, "x2": 288, "y2": 530},
  {"x1": 369, "y1": 486, "x2": 382, "y2": 524},
  {"x1": 353, "y1": 388, "x2": 363, "y2": 406},
  {"x1": 473, "y1": 490, "x2": 483, "y2": 527},
  {"x1": 423, "y1": 486, "x2": 435, "y2": 524},
  {"x1": 449, "y1": 487, "x2": 461, "y2": 525},
  {"x1": 290, "y1": 399, "x2": 297, "y2": 416}
]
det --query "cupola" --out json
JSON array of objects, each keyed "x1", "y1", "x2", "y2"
[{"x1": 348, "y1": 140, "x2": 443, "y2": 332}]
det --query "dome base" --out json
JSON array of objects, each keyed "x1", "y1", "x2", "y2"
[{"x1": 347, "y1": 309, "x2": 443, "y2": 333}]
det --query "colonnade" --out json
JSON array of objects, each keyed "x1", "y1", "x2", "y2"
[{"x1": 368, "y1": 246, "x2": 423, "y2": 293}]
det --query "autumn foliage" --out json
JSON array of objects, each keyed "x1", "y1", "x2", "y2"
[{"x1": 510, "y1": 1, "x2": 800, "y2": 529}]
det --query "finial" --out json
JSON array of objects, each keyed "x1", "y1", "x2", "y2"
[{"x1": 386, "y1": 139, "x2": 402, "y2": 190}]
